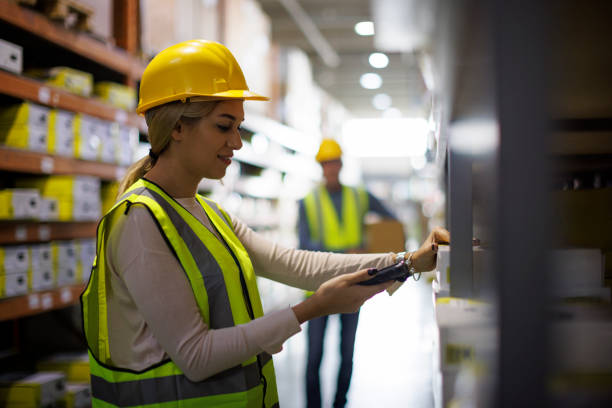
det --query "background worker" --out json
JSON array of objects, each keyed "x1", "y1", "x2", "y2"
[
  {"x1": 298, "y1": 138, "x2": 399, "y2": 408},
  {"x1": 81, "y1": 40, "x2": 449, "y2": 408}
]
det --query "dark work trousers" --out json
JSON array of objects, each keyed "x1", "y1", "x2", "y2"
[{"x1": 306, "y1": 310, "x2": 360, "y2": 408}]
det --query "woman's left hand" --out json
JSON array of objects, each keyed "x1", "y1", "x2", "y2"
[{"x1": 410, "y1": 226, "x2": 450, "y2": 272}]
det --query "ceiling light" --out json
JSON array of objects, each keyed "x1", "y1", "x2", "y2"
[
  {"x1": 372, "y1": 93, "x2": 392, "y2": 110},
  {"x1": 354, "y1": 21, "x2": 375, "y2": 36},
  {"x1": 369, "y1": 52, "x2": 389, "y2": 69},
  {"x1": 360, "y1": 73, "x2": 382, "y2": 89}
]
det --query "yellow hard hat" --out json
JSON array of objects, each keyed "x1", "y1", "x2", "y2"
[
  {"x1": 316, "y1": 138, "x2": 342, "y2": 162},
  {"x1": 136, "y1": 40, "x2": 269, "y2": 114}
]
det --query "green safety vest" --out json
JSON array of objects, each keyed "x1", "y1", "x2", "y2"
[
  {"x1": 81, "y1": 178, "x2": 278, "y2": 408},
  {"x1": 303, "y1": 185, "x2": 369, "y2": 251}
]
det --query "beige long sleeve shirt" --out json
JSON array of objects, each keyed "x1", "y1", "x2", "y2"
[{"x1": 105, "y1": 196, "x2": 395, "y2": 382}]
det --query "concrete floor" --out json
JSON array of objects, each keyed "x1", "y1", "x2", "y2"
[{"x1": 267, "y1": 277, "x2": 436, "y2": 408}]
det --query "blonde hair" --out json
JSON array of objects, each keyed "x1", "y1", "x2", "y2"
[{"x1": 117, "y1": 100, "x2": 220, "y2": 197}]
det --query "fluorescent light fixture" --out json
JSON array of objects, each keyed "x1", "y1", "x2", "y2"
[
  {"x1": 354, "y1": 21, "x2": 375, "y2": 36},
  {"x1": 372, "y1": 93, "x2": 392, "y2": 110},
  {"x1": 360, "y1": 73, "x2": 382, "y2": 89},
  {"x1": 341, "y1": 118, "x2": 428, "y2": 157},
  {"x1": 369, "y1": 52, "x2": 389, "y2": 68}
]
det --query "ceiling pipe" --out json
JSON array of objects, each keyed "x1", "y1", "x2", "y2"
[{"x1": 278, "y1": 0, "x2": 341, "y2": 67}]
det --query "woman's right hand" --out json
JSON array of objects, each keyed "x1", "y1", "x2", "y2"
[{"x1": 292, "y1": 269, "x2": 392, "y2": 324}]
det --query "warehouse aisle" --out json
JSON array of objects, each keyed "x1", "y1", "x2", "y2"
[{"x1": 273, "y1": 276, "x2": 436, "y2": 408}]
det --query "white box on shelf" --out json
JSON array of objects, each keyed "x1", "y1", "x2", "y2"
[
  {"x1": 74, "y1": 114, "x2": 101, "y2": 161},
  {"x1": 117, "y1": 125, "x2": 138, "y2": 166},
  {"x1": 0, "y1": 245, "x2": 29, "y2": 274},
  {"x1": 0, "y1": 188, "x2": 41, "y2": 220},
  {"x1": 53, "y1": 241, "x2": 78, "y2": 286},
  {"x1": 0, "y1": 38, "x2": 23, "y2": 74},
  {"x1": 98, "y1": 120, "x2": 116, "y2": 163},
  {"x1": 48, "y1": 109, "x2": 75, "y2": 157},
  {"x1": 39, "y1": 198, "x2": 60, "y2": 221},
  {"x1": 77, "y1": 238, "x2": 96, "y2": 283},
  {"x1": 30, "y1": 243, "x2": 54, "y2": 291},
  {"x1": 434, "y1": 297, "x2": 497, "y2": 373},
  {"x1": 435, "y1": 244, "x2": 450, "y2": 295},
  {"x1": 0, "y1": 271, "x2": 28, "y2": 298}
]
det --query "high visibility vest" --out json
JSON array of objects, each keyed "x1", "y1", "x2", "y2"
[
  {"x1": 81, "y1": 178, "x2": 278, "y2": 408},
  {"x1": 303, "y1": 185, "x2": 369, "y2": 252}
]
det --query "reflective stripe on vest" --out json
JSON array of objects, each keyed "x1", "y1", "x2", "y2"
[
  {"x1": 81, "y1": 178, "x2": 278, "y2": 407},
  {"x1": 303, "y1": 185, "x2": 369, "y2": 251}
]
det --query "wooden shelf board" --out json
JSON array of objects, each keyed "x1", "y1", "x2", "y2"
[
  {"x1": 0, "y1": 284, "x2": 86, "y2": 321},
  {"x1": 0, "y1": 70, "x2": 145, "y2": 131},
  {"x1": 0, "y1": 221, "x2": 97, "y2": 245},
  {"x1": 0, "y1": 0, "x2": 145, "y2": 78},
  {"x1": 0, "y1": 147, "x2": 126, "y2": 180}
]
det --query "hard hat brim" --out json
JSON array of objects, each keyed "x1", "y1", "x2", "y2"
[{"x1": 136, "y1": 90, "x2": 269, "y2": 115}]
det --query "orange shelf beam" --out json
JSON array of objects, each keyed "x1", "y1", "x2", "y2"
[
  {"x1": 0, "y1": 221, "x2": 97, "y2": 245},
  {"x1": 0, "y1": 284, "x2": 86, "y2": 321},
  {"x1": 0, "y1": 147, "x2": 126, "y2": 180}
]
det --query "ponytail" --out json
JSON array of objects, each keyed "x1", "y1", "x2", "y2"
[{"x1": 115, "y1": 99, "x2": 220, "y2": 198}]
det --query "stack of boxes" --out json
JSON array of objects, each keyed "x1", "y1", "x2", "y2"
[
  {"x1": 0, "y1": 102, "x2": 49, "y2": 153},
  {"x1": 0, "y1": 245, "x2": 29, "y2": 297},
  {"x1": 0, "y1": 100, "x2": 138, "y2": 165},
  {"x1": 0, "y1": 239, "x2": 96, "y2": 299},
  {"x1": 16, "y1": 175, "x2": 101, "y2": 222}
]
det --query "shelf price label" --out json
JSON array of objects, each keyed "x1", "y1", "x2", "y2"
[
  {"x1": 38, "y1": 225, "x2": 51, "y2": 241},
  {"x1": 41, "y1": 293, "x2": 53, "y2": 310},
  {"x1": 40, "y1": 157, "x2": 54, "y2": 174},
  {"x1": 60, "y1": 287, "x2": 72, "y2": 303},
  {"x1": 38, "y1": 87, "x2": 51, "y2": 104},
  {"x1": 28, "y1": 294, "x2": 40, "y2": 309},
  {"x1": 15, "y1": 225, "x2": 27, "y2": 241}
]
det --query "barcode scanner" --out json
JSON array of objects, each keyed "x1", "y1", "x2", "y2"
[{"x1": 357, "y1": 260, "x2": 414, "y2": 286}]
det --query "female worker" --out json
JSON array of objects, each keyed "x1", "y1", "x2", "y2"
[{"x1": 81, "y1": 40, "x2": 449, "y2": 408}]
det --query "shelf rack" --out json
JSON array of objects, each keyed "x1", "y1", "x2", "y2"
[
  {"x1": 0, "y1": 221, "x2": 97, "y2": 245},
  {"x1": 0, "y1": 147, "x2": 126, "y2": 180},
  {"x1": 0, "y1": 70, "x2": 145, "y2": 131},
  {"x1": 0, "y1": 284, "x2": 86, "y2": 321},
  {"x1": 0, "y1": 0, "x2": 145, "y2": 79}
]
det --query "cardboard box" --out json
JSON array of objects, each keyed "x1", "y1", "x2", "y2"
[
  {"x1": 0, "y1": 245, "x2": 29, "y2": 274},
  {"x1": 0, "y1": 371, "x2": 67, "y2": 407},
  {"x1": 52, "y1": 241, "x2": 78, "y2": 286},
  {"x1": 0, "y1": 38, "x2": 23, "y2": 74},
  {"x1": 0, "y1": 102, "x2": 49, "y2": 152},
  {"x1": 16, "y1": 176, "x2": 101, "y2": 221},
  {"x1": 76, "y1": 239, "x2": 96, "y2": 283},
  {"x1": 62, "y1": 382, "x2": 91, "y2": 408},
  {"x1": 94, "y1": 81, "x2": 137, "y2": 111},
  {"x1": 26, "y1": 66, "x2": 93, "y2": 97},
  {"x1": 117, "y1": 125, "x2": 138, "y2": 166},
  {"x1": 0, "y1": 271, "x2": 28, "y2": 298},
  {"x1": 29, "y1": 243, "x2": 54, "y2": 292},
  {"x1": 47, "y1": 109, "x2": 75, "y2": 157},
  {"x1": 37, "y1": 353, "x2": 90, "y2": 383},
  {"x1": 73, "y1": 114, "x2": 101, "y2": 160},
  {"x1": 364, "y1": 219, "x2": 405, "y2": 253},
  {"x1": 0, "y1": 101, "x2": 49, "y2": 128},
  {"x1": 435, "y1": 244, "x2": 451, "y2": 295},
  {"x1": 0, "y1": 188, "x2": 41, "y2": 220}
]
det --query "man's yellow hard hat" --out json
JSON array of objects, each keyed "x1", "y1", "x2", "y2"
[
  {"x1": 136, "y1": 40, "x2": 269, "y2": 115},
  {"x1": 315, "y1": 138, "x2": 343, "y2": 162}
]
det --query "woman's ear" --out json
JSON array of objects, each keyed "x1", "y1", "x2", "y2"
[{"x1": 171, "y1": 121, "x2": 184, "y2": 141}]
